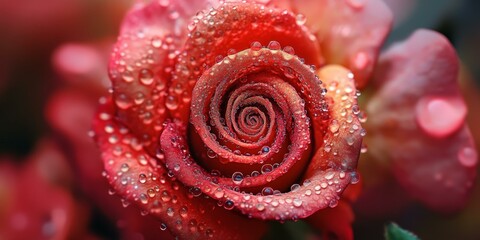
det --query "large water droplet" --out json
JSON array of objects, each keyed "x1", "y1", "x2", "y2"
[
  {"x1": 115, "y1": 94, "x2": 133, "y2": 109},
  {"x1": 416, "y1": 97, "x2": 466, "y2": 138},
  {"x1": 139, "y1": 68, "x2": 154, "y2": 85},
  {"x1": 232, "y1": 172, "x2": 244, "y2": 185},
  {"x1": 250, "y1": 41, "x2": 262, "y2": 51},
  {"x1": 346, "y1": 0, "x2": 365, "y2": 10},
  {"x1": 458, "y1": 147, "x2": 478, "y2": 167}
]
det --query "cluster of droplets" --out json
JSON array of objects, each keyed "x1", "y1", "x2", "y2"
[
  {"x1": 95, "y1": 99, "x2": 228, "y2": 238},
  {"x1": 151, "y1": 30, "x2": 367, "y2": 221}
]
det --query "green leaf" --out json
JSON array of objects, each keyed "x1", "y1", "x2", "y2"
[{"x1": 385, "y1": 222, "x2": 420, "y2": 240}]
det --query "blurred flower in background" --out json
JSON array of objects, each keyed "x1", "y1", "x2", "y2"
[{"x1": 0, "y1": 0, "x2": 479, "y2": 239}]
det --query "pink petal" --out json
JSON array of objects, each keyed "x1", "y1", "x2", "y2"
[
  {"x1": 290, "y1": 0, "x2": 393, "y2": 88},
  {"x1": 367, "y1": 29, "x2": 477, "y2": 213}
]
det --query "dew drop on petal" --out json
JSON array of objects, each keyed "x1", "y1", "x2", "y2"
[
  {"x1": 160, "y1": 223, "x2": 167, "y2": 231},
  {"x1": 293, "y1": 198, "x2": 303, "y2": 207},
  {"x1": 250, "y1": 41, "x2": 262, "y2": 51},
  {"x1": 295, "y1": 14, "x2": 306, "y2": 26},
  {"x1": 224, "y1": 199, "x2": 235, "y2": 210},
  {"x1": 261, "y1": 164, "x2": 273, "y2": 174},
  {"x1": 151, "y1": 37, "x2": 163, "y2": 48},
  {"x1": 139, "y1": 68, "x2": 154, "y2": 85},
  {"x1": 352, "y1": 51, "x2": 370, "y2": 70},
  {"x1": 458, "y1": 147, "x2": 478, "y2": 167},
  {"x1": 415, "y1": 97, "x2": 466, "y2": 137},
  {"x1": 350, "y1": 171, "x2": 360, "y2": 184},
  {"x1": 138, "y1": 173, "x2": 147, "y2": 183},
  {"x1": 267, "y1": 41, "x2": 281, "y2": 50},
  {"x1": 329, "y1": 119, "x2": 340, "y2": 133},
  {"x1": 346, "y1": 0, "x2": 365, "y2": 10},
  {"x1": 261, "y1": 187, "x2": 274, "y2": 196},
  {"x1": 232, "y1": 172, "x2": 244, "y2": 185}
]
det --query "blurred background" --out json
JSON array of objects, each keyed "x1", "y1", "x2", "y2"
[{"x1": 0, "y1": 0, "x2": 479, "y2": 239}]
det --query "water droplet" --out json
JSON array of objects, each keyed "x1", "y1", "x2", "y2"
[
  {"x1": 166, "y1": 95, "x2": 179, "y2": 110},
  {"x1": 180, "y1": 206, "x2": 188, "y2": 218},
  {"x1": 166, "y1": 207, "x2": 174, "y2": 217},
  {"x1": 160, "y1": 223, "x2": 167, "y2": 231},
  {"x1": 346, "y1": 0, "x2": 365, "y2": 10},
  {"x1": 139, "y1": 68, "x2": 154, "y2": 85},
  {"x1": 214, "y1": 188, "x2": 224, "y2": 199},
  {"x1": 250, "y1": 41, "x2": 262, "y2": 51},
  {"x1": 293, "y1": 198, "x2": 303, "y2": 207},
  {"x1": 290, "y1": 184, "x2": 300, "y2": 192},
  {"x1": 206, "y1": 229, "x2": 214, "y2": 238},
  {"x1": 139, "y1": 193, "x2": 148, "y2": 204},
  {"x1": 161, "y1": 191, "x2": 171, "y2": 202},
  {"x1": 352, "y1": 51, "x2": 370, "y2": 70},
  {"x1": 134, "y1": 92, "x2": 145, "y2": 105},
  {"x1": 207, "y1": 148, "x2": 217, "y2": 158},
  {"x1": 232, "y1": 172, "x2": 244, "y2": 185},
  {"x1": 147, "y1": 189, "x2": 156, "y2": 197},
  {"x1": 329, "y1": 199, "x2": 338, "y2": 208},
  {"x1": 329, "y1": 120, "x2": 340, "y2": 133},
  {"x1": 139, "y1": 173, "x2": 147, "y2": 183},
  {"x1": 122, "y1": 71, "x2": 134, "y2": 82},
  {"x1": 261, "y1": 164, "x2": 273, "y2": 174},
  {"x1": 115, "y1": 94, "x2": 133, "y2": 109},
  {"x1": 416, "y1": 97, "x2": 466, "y2": 138},
  {"x1": 261, "y1": 146, "x2": 270, "y2": 153},
  {"x1": 120, "y1": 163, "x2": 129, "y2": 172},
  {"x1": 262, "y1": 187, "x2": 274, "y2": 196},
  {"x1": 256, "y1": 203, "x2": 265, "y2": 211},
  {"x1": 283, "y1": 46, "x2": 295, "y2": 55},
  {"x1": 151, "y1": 37, "x2": 163, "y2": 48},
  {"x1": 295, "y1": 14, "x2": 306, "y2": 25},
  {"x1": 458, "y1": 147, "x2": 478, "y2": 167},
  {"x1": 190, "y1": 187, "x2": 202, "y2": 197},
  {"x1": 224, "y1": 199, "x2": 235, "y2": 210},
  {"x1": 350, "y1": 171, "x2": 360, "y2": 184},
  {"x1": 324, "y1": 171, "x2": 335, "y2": 180},
  {"x1": 267, "y1": 41, "x2": 281, "y2": 50}
]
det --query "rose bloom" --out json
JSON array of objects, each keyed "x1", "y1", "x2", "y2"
[{"x1": 79, "y1": 0, "x2": 478, "y2": 239}]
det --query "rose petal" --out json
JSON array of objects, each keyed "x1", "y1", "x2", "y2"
[
  {"x1": 52, "y1": 42, "x2": 111, "y2": 93},
  {"x1": 46, "y1": 91, "x2": 176, "y2": 239},
  {"x1": 367, "y1": 29, "x2": 477, "y2": 212},
  {"x1": 168, "y1": 2, "x2": 323, "y2": 121},
  {"x1": 92, "y1": 100, "x2": 267, "y2": 239},
  {"x1": 108, "y1": 0, "x2": 219, "y2": 151},
  {"x1": 307, "y1": 200, "x2": 354, "y2": 240},
  {"x1": 0, "y1": 144, "x2": 88, "y2": 239},
  {"x1": 290, "y1": 0, "x2": 393, "y2": 88}
]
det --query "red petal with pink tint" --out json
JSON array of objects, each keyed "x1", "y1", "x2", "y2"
[
  {"x1": 92, "y1": 100, "x2": 267, "y2": 239},
  {"x1": 290, "y1": 0, "x2": 393, "y2": 88},
  {"x1": 367, "y1": 29, "x2": 477, "y2": 212},
  {"x1": 108, "y1": 0, "x2": 219, "y2": 150}
]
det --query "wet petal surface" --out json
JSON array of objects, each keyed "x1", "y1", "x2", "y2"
[
  {"x1": 290, "y1": 0, "x2": 393, "y2": 88},
  {"x1": 367, "y1": 29, "x2": 477, "y2": 212}
]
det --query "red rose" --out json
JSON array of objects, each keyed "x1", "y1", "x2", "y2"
[{"x1": 90, "y1": 0, "x2": 476, "y2": 239}]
